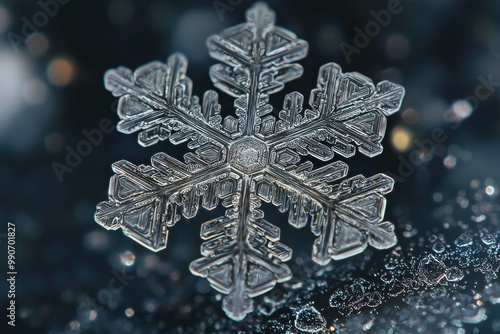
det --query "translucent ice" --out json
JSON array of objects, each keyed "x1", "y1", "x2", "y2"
[
  {"x1": 94, "y1": 2, "x2": 404, "y2": 321},
  {"x1": 294, "y1": 306, "x2": 326, "y2": 333}
]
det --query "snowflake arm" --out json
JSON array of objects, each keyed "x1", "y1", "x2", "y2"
[
  {"x1": 207, "y1": 2, "x2": 308, "y2": 137},
  {"x1": 268, "y1": 63, "x2": 405, "y2": 159},
  {"x1": 105, "y1": 53, "x2": 230, "y2": 147},
  {"x1": 94, "y1": 2, "x2": 405, "y2": 322},
  {"x1": 260, "y1": 165, "x2": 396, "y2": 265},
  {"x1": 190, "y1": 176, "x2": 292, "y2": 321},
  {"x1": 95, "y1": 154, "x2": 232, "y2": 251}
]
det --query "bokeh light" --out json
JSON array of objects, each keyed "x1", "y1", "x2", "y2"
[
  {"x1": 401, "y1": 108, "x2": 419, "y2": 125},
  {"x1": 22, "y1": 79, "x2": 48, "y2": 105},
  {"x1": 386, "y1": 34, "x2": 411, "y2": 60},
  {"x1": 27, "y1": 33, "x2": 50, "y2": 57},
  {"x1": 444, "y1": 99, "x2": 474, "y2": 123},
  {"x1": 44, "y1": 132, "x2": 65, "y2": 153},
  {"x1": 0, "y1": 5, "x2": 10, "y2": 33},
  {"x1": 391, "y1": 125, "x2": 412, "y2": 152},
  {"x1": 47, "y1": 58, "x2": 75, "y2": 86}
]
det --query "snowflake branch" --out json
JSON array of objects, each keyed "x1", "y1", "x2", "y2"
[
  {"x1": 190, "y1": 175, "x2": 292, "y2": 321},
  {"x1": 105, "y1": 53, "x2": 232, "y2": 147},
  {"x1": 207, "y1": 2, "x2": 308, "y2": 137},
  {"x1": 267, "y1": 63, "x2": 405, "y2": 159},
  {"x1": 260, "y1": 167, "x2": 396, "y2": 265},
  {"x1": 95, "y1": 154, "x2": 233, "y2": 251}
]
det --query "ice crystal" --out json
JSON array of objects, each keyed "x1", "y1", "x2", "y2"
[
  {"x1": 294, "y1": 306, "x2": 326, "y2": 333},
  {"x1": 94, "y1": 2, "x2": 405, "y2": 321}
]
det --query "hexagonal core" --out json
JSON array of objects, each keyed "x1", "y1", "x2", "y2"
[{"x1": 228, "y1": 138, "x2": 269, "y2": 174}]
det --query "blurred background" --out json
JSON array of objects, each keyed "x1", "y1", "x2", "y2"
[{"x1": 0, "y1": 0, "x2": 499, "y2": 333}]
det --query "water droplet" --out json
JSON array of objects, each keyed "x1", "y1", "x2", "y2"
[
  {"x1": 83, "y1": 230, "x2": 109, "y2": 251},
  {"x1": 432, "y1": 242, "x2": 445, "y2": 253},
  {"x1": 481, "y1": 233, "x2": 495, "y2": 245},
  {"x1": 88, "y1": 310, "x2": 97, "y2": 321},
  {"x1": 366, "y1": 292, "x2": 382, "y2": 307},
  {"x1": 329, "y1": 293, "x2": 342, "y2": 308},
  {"x1": 120, "y1": 251, "x2": 136, "y2": 266},
  {"x1": 125, "y1": 307, "x2": 134, "y2": 317},
  {"x1": 67, "y1": 321, "x2": 80, "y2": 332},
  {"x1": 445, "y1": 267, "x2": 464, "y2": 282},
  {"x1": 380, "y1": 272, "x2": 394, "y2": 284},
  {"x1": 294, "y1": 306, "x2": 326, "y2": 333},
  {"x1": 444, "y1": 99, "x2": 474, "y2": 122},
  {"x1": 417, "y1": 255, "x2": 447, "y2": 285},
  {"x1": 429, "y1": 300, "x2": 446, "y2": 314},
  {"x1": 462, "y1": 307, "x2": 486, "y2": 324},
  {"x1": 430, "y1": 286, "x2": 447, "y2": 298},
  {"x1": 443, "y1": 155, "x2": 457, "y2": 169},
  {"x1": 362, "y1": 318, "x2": 374, "y2": 331},
  {"x1": 385, "y1": 256, "x2": 400, "y2": 270},
  {"x1": 456, "y1": 196, "x2": 469, "y2": 209},
  {"x1": 470, "y1": 179, "x2": 480, "y2": 189},
  {"x1": 484, "y1": 284, "x2": 500, "y2": 304},
  {"x1": 455, "y1": 233, "x2": 473, "y2": 247},
  {"x1": 472, "y1": 214, "x2": 486, "y2": 223},
  {"x1": 485, "y1": 185, "x2": 495, "y2": 196},
  {"x1": 433, "y1": 192, "x2": 443, "y2": 202}
]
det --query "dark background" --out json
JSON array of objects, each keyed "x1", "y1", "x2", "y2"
[{"x1": 1, "y1": 0, "x2": 499, "y2": 333}]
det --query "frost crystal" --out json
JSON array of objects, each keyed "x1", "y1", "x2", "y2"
[{"x1": 95, "y1": 2, "x2": 405, "y2": 321}]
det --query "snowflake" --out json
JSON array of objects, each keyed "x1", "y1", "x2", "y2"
[{"x1": 95, "y1": 2, "x2": 405, "y2": 321}]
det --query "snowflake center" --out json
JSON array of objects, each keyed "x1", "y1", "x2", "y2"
[{"x1": 228, "y1": 137, "x2": 269, "y2": 174}]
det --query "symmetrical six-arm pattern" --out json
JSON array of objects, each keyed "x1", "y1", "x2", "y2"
[{"x1": 95, "y1": 2, "x2": 405, "y2": 321}]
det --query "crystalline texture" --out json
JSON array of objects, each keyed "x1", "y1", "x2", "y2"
[{"x1": 94, "y1": 2, "x2": 405, "y2": 321}]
